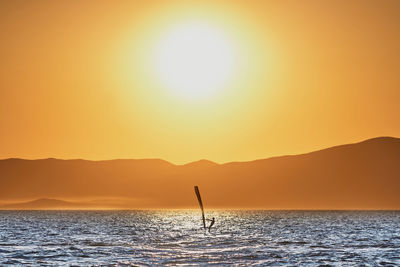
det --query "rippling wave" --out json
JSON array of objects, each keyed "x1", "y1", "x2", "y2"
[{"x1": 0, "y1": 210, "x2": 399, "y2": 265}]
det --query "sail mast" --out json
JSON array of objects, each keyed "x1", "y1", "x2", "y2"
[{"x1": 194, "y1": 186, "x2": 206, "y2": 229}]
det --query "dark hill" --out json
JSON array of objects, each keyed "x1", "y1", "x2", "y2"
[{"x1": 1, "y1": 137, "x2": 399, "y2": 209}]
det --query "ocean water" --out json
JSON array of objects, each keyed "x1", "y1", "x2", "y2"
[{"x1": 0, "y1": 210, "x2": 399, "y2": 266}]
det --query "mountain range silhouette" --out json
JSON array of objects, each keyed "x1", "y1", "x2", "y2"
[{"x1": 1, "y1": 137, "x2": 399, "y2": 209}]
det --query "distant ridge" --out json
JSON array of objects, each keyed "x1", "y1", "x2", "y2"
[
  {"x1": 181, "y1": 159, "x2": 218, "y2": 167},
  {"x1": 0, "y1": 198, "x2": 93, "y2": 210},
  {"x1": 1, "y1": 137, "x2": 400, "y2": 209},
  {"x1": 232, "y1": 136, "x2": 400, "y2": 164}
]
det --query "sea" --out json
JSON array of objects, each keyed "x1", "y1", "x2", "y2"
[{"x1": 0, "y1": 210, "x2": 399, "y2": 266}]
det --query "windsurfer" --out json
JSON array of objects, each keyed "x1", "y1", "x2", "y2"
[{"x1": 207, "y1": 217, "x2": 215, "y2": 233}]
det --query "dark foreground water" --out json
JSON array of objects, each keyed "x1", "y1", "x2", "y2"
[{"x1": 0, "y1": 210, "x2": 399, "y2": 266}]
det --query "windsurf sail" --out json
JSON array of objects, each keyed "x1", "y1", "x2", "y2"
[{"x1": 194, "y1": 185, "x2": 206, "y2": 229}]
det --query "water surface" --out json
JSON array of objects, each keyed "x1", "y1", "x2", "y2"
[{"x1": 0, "y1": 210, "x2": 399, "y2": 265}]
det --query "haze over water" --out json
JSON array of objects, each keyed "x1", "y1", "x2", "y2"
[{"x1": 1, "y1": 210, "x2": 399, "y2": 266}]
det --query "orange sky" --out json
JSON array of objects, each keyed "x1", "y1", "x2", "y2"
[{"x1": 1, "y1": 0, "x2": 399, "y2": 164}]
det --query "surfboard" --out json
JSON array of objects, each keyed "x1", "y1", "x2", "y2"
[{"x1": 194, "y1": 185, "x2": 206, "y2": 229}]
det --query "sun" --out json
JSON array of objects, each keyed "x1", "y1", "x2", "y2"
[{"x1": 152, "y1": 21, "x2": 237, "y2": 101}]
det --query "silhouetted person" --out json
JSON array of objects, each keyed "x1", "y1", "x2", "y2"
[{"x1": 207, "y1": 217, "x2": 215, "y2": 233}]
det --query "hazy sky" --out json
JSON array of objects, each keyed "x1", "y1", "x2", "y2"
[{"x1": 1, "y1": 0, "x2": 399, "y2": 164}]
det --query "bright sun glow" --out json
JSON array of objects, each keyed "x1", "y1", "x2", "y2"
[{"x1": 153, "y1": 21, "x2": 237, "y2": 101}]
